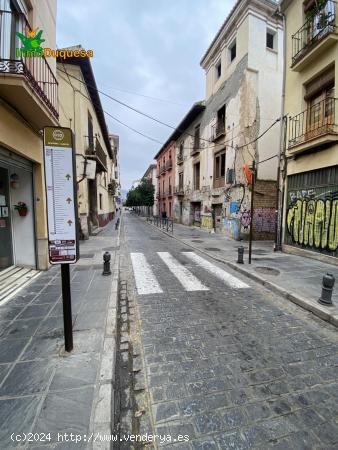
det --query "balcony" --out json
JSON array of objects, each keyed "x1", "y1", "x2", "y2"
[
  {"x1": 174, "y1": 186, "x2": 184, "y2": 196},
  {"x1": 85, "y1": 137, "x2": 108, "y2": 172},
  {"x1": 211, "y1": 122, "x2": 226, "y2": 141},
  {"x1": 177, "y1": 153, "x2": 184, "y2": 165},
  {"x1": 0, "y1": 10, "x2": 58, "y2": 128},
  {"x1": 160, "y1": 165, "x2": 166, "y2": 175},
  {"x1": 291, "y1": 0, "x2": 338, "y2": 71},
  {"x1": 165, "y1": 159, "x2": 173, "y2": 171},
  {"x1": 190, "y1": 140, "x2": 200, "y2": 156},
  {"x1": 288, "y1": 97, "x2": 338, "y2": 153}
]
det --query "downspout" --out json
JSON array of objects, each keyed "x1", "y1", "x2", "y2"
[{"x1": 274, "y1": 6, "x2": 287, "y2": 251}]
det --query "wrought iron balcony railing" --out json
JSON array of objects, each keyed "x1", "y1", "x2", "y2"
[
  {"x1": 211, "y1": 121, "x2": 226, "y2": 141},
  {"x1": 177, "y1": 153, "x2": 184, "y2": 164},
  {"x1": 288, "y1": 97, "x2": 338, "y2": 149},
  {"x1": 85, "y1": 136, "x2": 108, "y2": 172},
  {"x1": 174, "y1": 186, "x2": 184, "y2": 196},
  {"x1": 291, "y1": 0, "x2": 336, "y2": 66},
  {"x1": 0, "y1": 9, "x2": 58, "y2": 118},
  {"x1": 160, "y1": 165, "x2": 166, "y2": 174},
  {"x1": 190, "y1": 140, "x2": 200, "y2": 156},
  {"x1": 165, "y1": 159, "x2": 173, "y2": 170}
]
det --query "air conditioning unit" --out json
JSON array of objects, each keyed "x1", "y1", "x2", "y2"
[{"x1": 226, "y1": 168, "x2": 234, "y2": 184}]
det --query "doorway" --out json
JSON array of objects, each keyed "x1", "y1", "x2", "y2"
[{"x1": 0, "y1": 167, "x2": 13, "y2": 270}]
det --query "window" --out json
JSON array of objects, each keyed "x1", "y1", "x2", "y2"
[
  {"x1": 229, "y1": 40, "x2": 236, "y2": 62},
  {"x1": 266, "y1": 30, "x2": 276, "y2": 50},
  {"x1": 215, "y1": 60, "x2": 222, "y2": 80},
  {"x1": 193, "y1": 162, "x2": 200, "y2": 190},
  {"x1": 179, "y1": 172, "x2": 184, "y2": 190},
  {"x1": 99, "y1": 193, "x2": 103, "y2": 210},
  {"x1": 179, "y1": 142, "x2": 184, "y2": 157},
  {"x1": 305, "y1": 67, "x2": 335, "y2": 130},
  {"x1": 194, "y1": 124, "x2": 200, "y2": 150},
  {"x1": 88, "y1": 112, "x2": 94, "y2": 149},
  {"x1": 216, "y1": 105, "x2": 226, "y2": 136},
  {"x1": 214, "y1": 151, "x2": 226, "y2": 188}
]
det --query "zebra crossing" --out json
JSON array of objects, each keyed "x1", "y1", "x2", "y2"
[{"x1": 130, "y1": 251, "x2": 249, "y2": 295}]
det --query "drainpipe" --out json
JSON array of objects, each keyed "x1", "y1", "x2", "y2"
[{"x1": 274, "y1": 7, "x2": 287, "y2": 252}]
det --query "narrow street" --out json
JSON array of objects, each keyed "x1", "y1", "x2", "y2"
[{"x1": 122, "y1": 211, "x2": 338, "y2": 449}]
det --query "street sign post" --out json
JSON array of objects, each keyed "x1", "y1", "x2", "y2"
[{"x1": 43, "y1": 127, "x2": 79, "y2": 352}]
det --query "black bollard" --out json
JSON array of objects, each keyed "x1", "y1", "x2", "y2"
[
  {"x1": 237, "y1": 246, "x2": 244, "y2": 264},
  {"x1": 318, "y1": 273, "x2": 335, "y2": 306},
  {"x1": 102, "y1": 251, "x2": 111, "y2": 276}
]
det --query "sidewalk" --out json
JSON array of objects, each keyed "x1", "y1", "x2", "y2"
[
  {"x1": 0, "y1": 218, "x2": 120, "y2": 449},
  {"x1": 144, "y1": 218, "x2": 338, "y2": 328}
]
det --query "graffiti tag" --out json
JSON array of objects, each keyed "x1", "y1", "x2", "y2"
[
  {"x1": 287, "y1": 198, "x2": 338, "y2": 251},
  {"x1": 253, "y1": 208, "x2": 275, "y2": 233}
]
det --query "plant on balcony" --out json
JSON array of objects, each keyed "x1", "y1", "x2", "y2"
[
  {"x1": 14, "y1": 202, "x2": 28, "y2": 217},
  {"x1": 305, "y1": 0, "x2": 330, "y2": 22},
  {"x1": 108, "y1": 180, "x2": 117, "y2": 196}
]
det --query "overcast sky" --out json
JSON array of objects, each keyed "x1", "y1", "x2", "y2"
[{"x1": 57, "y1": 0, "x2": 233, "y2": 190}]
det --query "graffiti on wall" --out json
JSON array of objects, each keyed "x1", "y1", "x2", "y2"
[
  {"x1": 287, "y1": 193, "x2": 338, "y2": 252},
  {"x1": 253, "y1": 208, "x2": 275, "y2": 233},
  {"x1": 201, "y1": 215, "x2": 213, "y2": 229},
  {"x1": 240, "y1": 209, "x2": 251, "y2": 229}
]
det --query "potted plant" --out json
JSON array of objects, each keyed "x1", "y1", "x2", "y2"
[{"x1": 14, "y1": 201, "x2": 28, "y2": 217}]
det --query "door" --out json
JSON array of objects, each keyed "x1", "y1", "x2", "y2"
[{"x1": 0, "y1": 167, "x2": 13, "y2": 270}]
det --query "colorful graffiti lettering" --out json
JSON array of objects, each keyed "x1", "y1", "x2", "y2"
[
  {"x1": 287, "y1": 198, "x2": 338, "y2": 251},
  {"x1": 253, "y1": 208, "x2": 275, "y2": 233}
]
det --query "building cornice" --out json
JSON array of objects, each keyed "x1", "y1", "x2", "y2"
[{"x1": 200, "y1": 0, "x2": 280, "y2": 69}]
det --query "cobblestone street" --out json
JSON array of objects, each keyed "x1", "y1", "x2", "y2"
[{"x1": 124, "y1": 212, "x2": 338, "y2": 449}]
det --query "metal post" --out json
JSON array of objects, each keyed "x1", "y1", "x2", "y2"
[
  {"x1": 61, "y1": 264, "x2": 73, "y2": 352},
  {"x1": 166, "y1": 218, "x2": 169, "y2": 232},
  {"x1": 237, "y1": 246, "x2": 244, "y2": 264},
  {"x1": 248, "y1": 160, "x2": 255, "y2": 264},
  {"x1": 318, "y1": 273, "x2": 335, "y2": 306}
]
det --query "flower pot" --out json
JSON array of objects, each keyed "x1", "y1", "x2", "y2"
[{"x1": 18, "y1": 208, "x2": 28, "y2": 217}]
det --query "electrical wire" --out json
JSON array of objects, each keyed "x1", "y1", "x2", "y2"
[
  {"x1": 58, "y1": 71, "x2": 163, "y2": 145},
  {"x1": 58, "y1": 66, "x2": 283, "y2": 162}
]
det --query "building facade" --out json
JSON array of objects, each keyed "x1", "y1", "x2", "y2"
[
  {"x1": 109, "y1": 134, "x2": 122, "y2": 210},
  {"x1": 281, "y1": 0, "x2": 338, "y2": 263},
  {"x1": 0, "y1": 0, "x2": 58, "y2": 270},
  {"x1": 170, "y1": 0, "x2": 284, "y2": 240},
  {"x1": 155, "y1": 141, "x2": 175, "y2": 218},
  {"x1": 57, "y1": 49, "x2": 115, "y2": 239}
]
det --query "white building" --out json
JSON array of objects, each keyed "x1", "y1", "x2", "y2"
[{"x1": 174, "y1": 0, "x2": 284, "y2": 240}]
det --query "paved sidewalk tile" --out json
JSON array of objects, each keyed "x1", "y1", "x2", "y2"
[{"x1": 0, "y1": 219, "x2": 120, "y2": 449}]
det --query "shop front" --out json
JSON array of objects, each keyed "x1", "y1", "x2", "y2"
[
  {"x1": 0, "y1": 148, "x2": 36, "y2": 270},
  {"x1": 285, "y1": 166, "x2": 338, "y2": 260}
]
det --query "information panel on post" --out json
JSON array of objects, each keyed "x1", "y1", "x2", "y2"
[{"x1": 43, "y1": 127, "x2": 79, "y2": 264}]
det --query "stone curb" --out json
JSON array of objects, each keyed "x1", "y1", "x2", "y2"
[
  {"x1": 90, "y1": 216, "x2": 122, "y2": 449},
  {"x1": 142, "y1": 216, "x2": 338, "y2": 329}
]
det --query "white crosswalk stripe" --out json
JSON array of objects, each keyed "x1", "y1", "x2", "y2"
[
  {"x1": 130, "y1": 253, "x2": 163, "y2": 295},
  {"x1": 182, "y1": 252, "x2": 249, "y2": 289},
  {"x1": 157, "y1": 252, "x2": 209, "y2": 292}
]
